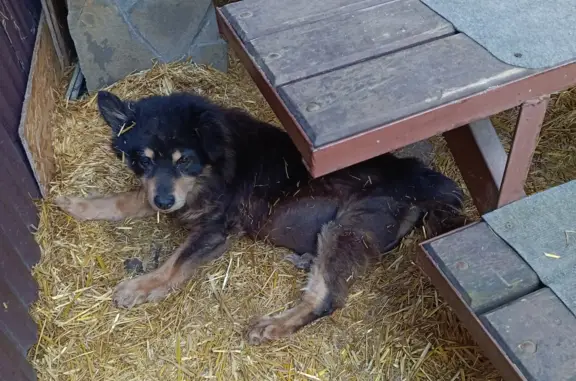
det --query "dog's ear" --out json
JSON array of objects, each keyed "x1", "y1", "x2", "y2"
[
  {"x1": 198, "y1": 110, "x2": 235, "y2": 180},
  {"x1": 97, "y1": 91, "x2": 133, "y2": 134},
  {"x1": 198, "y1": 111, "x2": 227, "y2": 161}
]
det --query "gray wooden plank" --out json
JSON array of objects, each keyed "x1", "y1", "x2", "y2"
[
  {"x1": 423, "y1": 222, "x2": 540, "y2": 314},
  {"x1": 221, "y1": 0, "x2": 387, "y2": 41},
  {"x1": 0, "y1": 276, "x2": 38, "y2": 355},
  {"x1": 0, "y1": 199, "x2": 41, "y2": 269},
  {"x1": 40, "y1": 0, "x2": 73, "y2": 69},
  {"x1": 0, "y1": 229, "x2": 38, "y2": 306},
  {"x1": 482, "y1": 288, "x2": 576, "y2": 381},
  {"x1": 247, "y1": 0, "x2": 454, "y2": 86},
  {"x1": 278, "y1": 34, "x2": 532, "y2": 148},
  {"x1": 0, "y1": 328, "x2": 36, "y2": 381},
  {"x1": 0, "y1": 152, "x2": 40, "y2": 229},
  {"x1": 0, "y1": 114, "x2": 41, "y2": 202}
]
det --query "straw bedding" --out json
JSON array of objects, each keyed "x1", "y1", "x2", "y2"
[{"x1": 28, "y1": 54, "x2": 576, "y2": 380}]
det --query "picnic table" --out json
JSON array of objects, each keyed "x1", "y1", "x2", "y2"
[
  {"x1": 216, "y1": 0, "x2": 576, "y2": 215},
  {"x1": 216, "y1": 2, "x2": 576, "y2": 378},
  {"x1": 420, "y1": 181, "x2": 576, "y2": 381}
]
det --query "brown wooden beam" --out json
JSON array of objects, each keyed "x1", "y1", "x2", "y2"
[
  {"x1": 444, "y1": 119, "x2": 508, "y2": 214},
  {"x1": 446, "y1": 97, "x2": 548, "y2": 215},
  {"x1": 497, "y1": 96, "x2": 549, "y2": 208},
  {"x1": 308, "y1": 62, "x2": 575, "y2": 178}
]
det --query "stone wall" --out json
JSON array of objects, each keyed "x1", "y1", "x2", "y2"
[{"x1": 68, "y1": 0, "x2": 228, "y2": 92}]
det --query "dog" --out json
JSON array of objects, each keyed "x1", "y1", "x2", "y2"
[{"x1": 56, "y1": 91, "x2": 464, "y2": 345}]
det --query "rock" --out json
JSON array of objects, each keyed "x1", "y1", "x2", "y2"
[{"x1": 67, "y1": 0, "x2": 228, "y2": 92}]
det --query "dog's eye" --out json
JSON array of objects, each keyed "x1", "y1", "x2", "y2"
[
  {"x1": 139, "y1": 156, "x2": 153, "y2": 169},
  {"x1": 176, "y1": 156, "x2": 202, "y2": 175},
  {"x1": 177, "y1": 157, "x2": 191, "y2": 166}
]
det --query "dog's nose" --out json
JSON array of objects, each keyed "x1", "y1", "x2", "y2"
[{"x1": 154, "y1": 195, "x2": 175, "y2": 210}]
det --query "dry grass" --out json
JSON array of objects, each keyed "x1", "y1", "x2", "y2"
[{"x1": 28, "y1": 54, "x2": 575, "y2": 381}]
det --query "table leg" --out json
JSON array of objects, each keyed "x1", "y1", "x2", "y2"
[
  {"x1": 444, "y1": 119, "x2": 506, "y2": 214},
  {"x1": 444, "y1": 96, "x2": 549, "y2": 214},
  {"x1": 497, "y1": 96, "x2": 549, "y2": 207}
]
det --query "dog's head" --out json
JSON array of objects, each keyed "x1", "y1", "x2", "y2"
[{"x1": 97, "y1": 91, "x2": 234, "y2": 213}]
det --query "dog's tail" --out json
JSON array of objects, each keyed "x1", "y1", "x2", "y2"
[
  {"x1": 388, "y1": 156, "x2": 466, "y2": 237},
  {"x1": 416, "y1": 169, "x2": 466, "y2": 237}
]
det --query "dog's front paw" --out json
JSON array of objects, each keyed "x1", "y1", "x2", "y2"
[
  {"x1": 55, "y1": 196, "x2": 95, "y2": 221},
  {"x1": 247, "y1": 316, "x2": 291, "y2": 345},
  {"x1": 112, "y1": 276, "x2": 170, "y2": 309}
]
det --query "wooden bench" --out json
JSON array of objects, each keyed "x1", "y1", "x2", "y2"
[
  {"x1": 216, "y1": 0, "x2": 576, "y2": 215},
  {"x1": 419, "y1": 221, "x2": 576, "y2": 381}
]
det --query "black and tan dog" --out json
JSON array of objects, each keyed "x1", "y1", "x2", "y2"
[{"x1": 56, "y1": 91, "x2": 464, "y2": 344}]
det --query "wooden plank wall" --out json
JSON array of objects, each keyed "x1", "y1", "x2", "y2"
[
  {"x1": 39, "y1": 0, "x2": 73, "y2": 68},
  {"x1": 19, "y1": 15, "x2": 63, "y2": 197},
  {"x1": 0, "y1": 0, "x2": 43, "y2": 380},
  {"x1": 0, "y1": 0, "x2": 42, "y2": 197}
]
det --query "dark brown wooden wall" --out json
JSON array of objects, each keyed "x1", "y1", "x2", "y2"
[{"x1": 0, "y1": 0, "x2": 43, "y2": 380}]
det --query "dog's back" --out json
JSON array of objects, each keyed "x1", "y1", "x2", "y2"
[{"x1": 217, "y1": 112, "x2": 463, "y2": 255}]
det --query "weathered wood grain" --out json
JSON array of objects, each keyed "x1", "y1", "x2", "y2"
[
  {"x1": 0, "y1": 153, "x2": 39, "y2": 229},
  {"x1": 482, "y1": 288, "x2": 576, "y2": 381},
  {"x1": 444, "y1": 120, "x2": 511, "y2": 214},
  {"x1": 222, "y1": 0, "x2": 387, "y2": 41},
  {"x1": 0, "y1": 328, "x2": 36, "y2": 381},
  {"x1": 0, "y1": 229, "x2": 38, "y2": 306},
  {"x1": 40, "y1": 0, "x2": 73, "y2": 69},
  {"x1": 19, "y1": 15, "x2": 62, "y2": 197},
  {"x1": 0, "y1": 2, "x2": 42, "y2": 379},
  {"x1": 0, "y1": 49, "x2": 28, "y2": 133},
  {"x1": 423, "y1": 222, "x2": 540, "y2": 314},
  {"x1": 247, "y1": 0, "x2": 454, "y2": 86},
  {"x1": 0, "y1": 276, "x2": 38, "y2": 355},
  {"x1": 0, "y1": 110, "x2": 40, "y2": 203},
  {"x1": 0, "y1": 199, "x2": 41, "y2": 269},
  {"x1": 279, "y1": 34, "x2": 530, "y2": 147}
]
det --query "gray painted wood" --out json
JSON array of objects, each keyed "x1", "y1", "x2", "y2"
[
  {"x1": 482, "y1": 288, "x2": 576, "y2": 381},
  {"x1": 222, "y1": 0, "x2": 387, "y2": 41},
  {"x1": 423, "y1": 222, "x2": 540, "y2": 314},
  {"x1": 469, "y1": 119, "x2": 509, "y2": 189},
  {"x1": 0, "y1": 276, "x2": 37, "y2": 355},
  {"x1": 247, "y1": 0, "x2": 454, "y2": 86},
  {"x1": 0, "y1": 329, "x2": 36, "y2": 381},
  {"x1": 278, "y1": 34, "x2": 531, "y2": 147}
]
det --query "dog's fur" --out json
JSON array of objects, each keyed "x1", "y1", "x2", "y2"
[{"x1": 56, "y1": 91, "x2": 464, "y2": 345}]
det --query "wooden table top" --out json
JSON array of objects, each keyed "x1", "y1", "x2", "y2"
[{"x1": 219, "y1": 0, "x2": 576, "y2": 177}]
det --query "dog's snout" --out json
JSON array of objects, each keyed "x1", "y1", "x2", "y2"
[{"x1": 154, "y1": 195, "x2": 175, "y2": 210}]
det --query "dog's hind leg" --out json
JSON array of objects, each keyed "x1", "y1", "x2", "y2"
[
  {"x1": 283, "y1": 252, "x2": 315, "y2": 271},
  {"x1": 55, "y1": 189, "x2": 154, "y2": 221},
  {"x1": 247, "y1": 221, "x2": 376, "y2": 344},
  {"x1": 112, "y1": 226, "x2": 228, "y2": 308}
]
